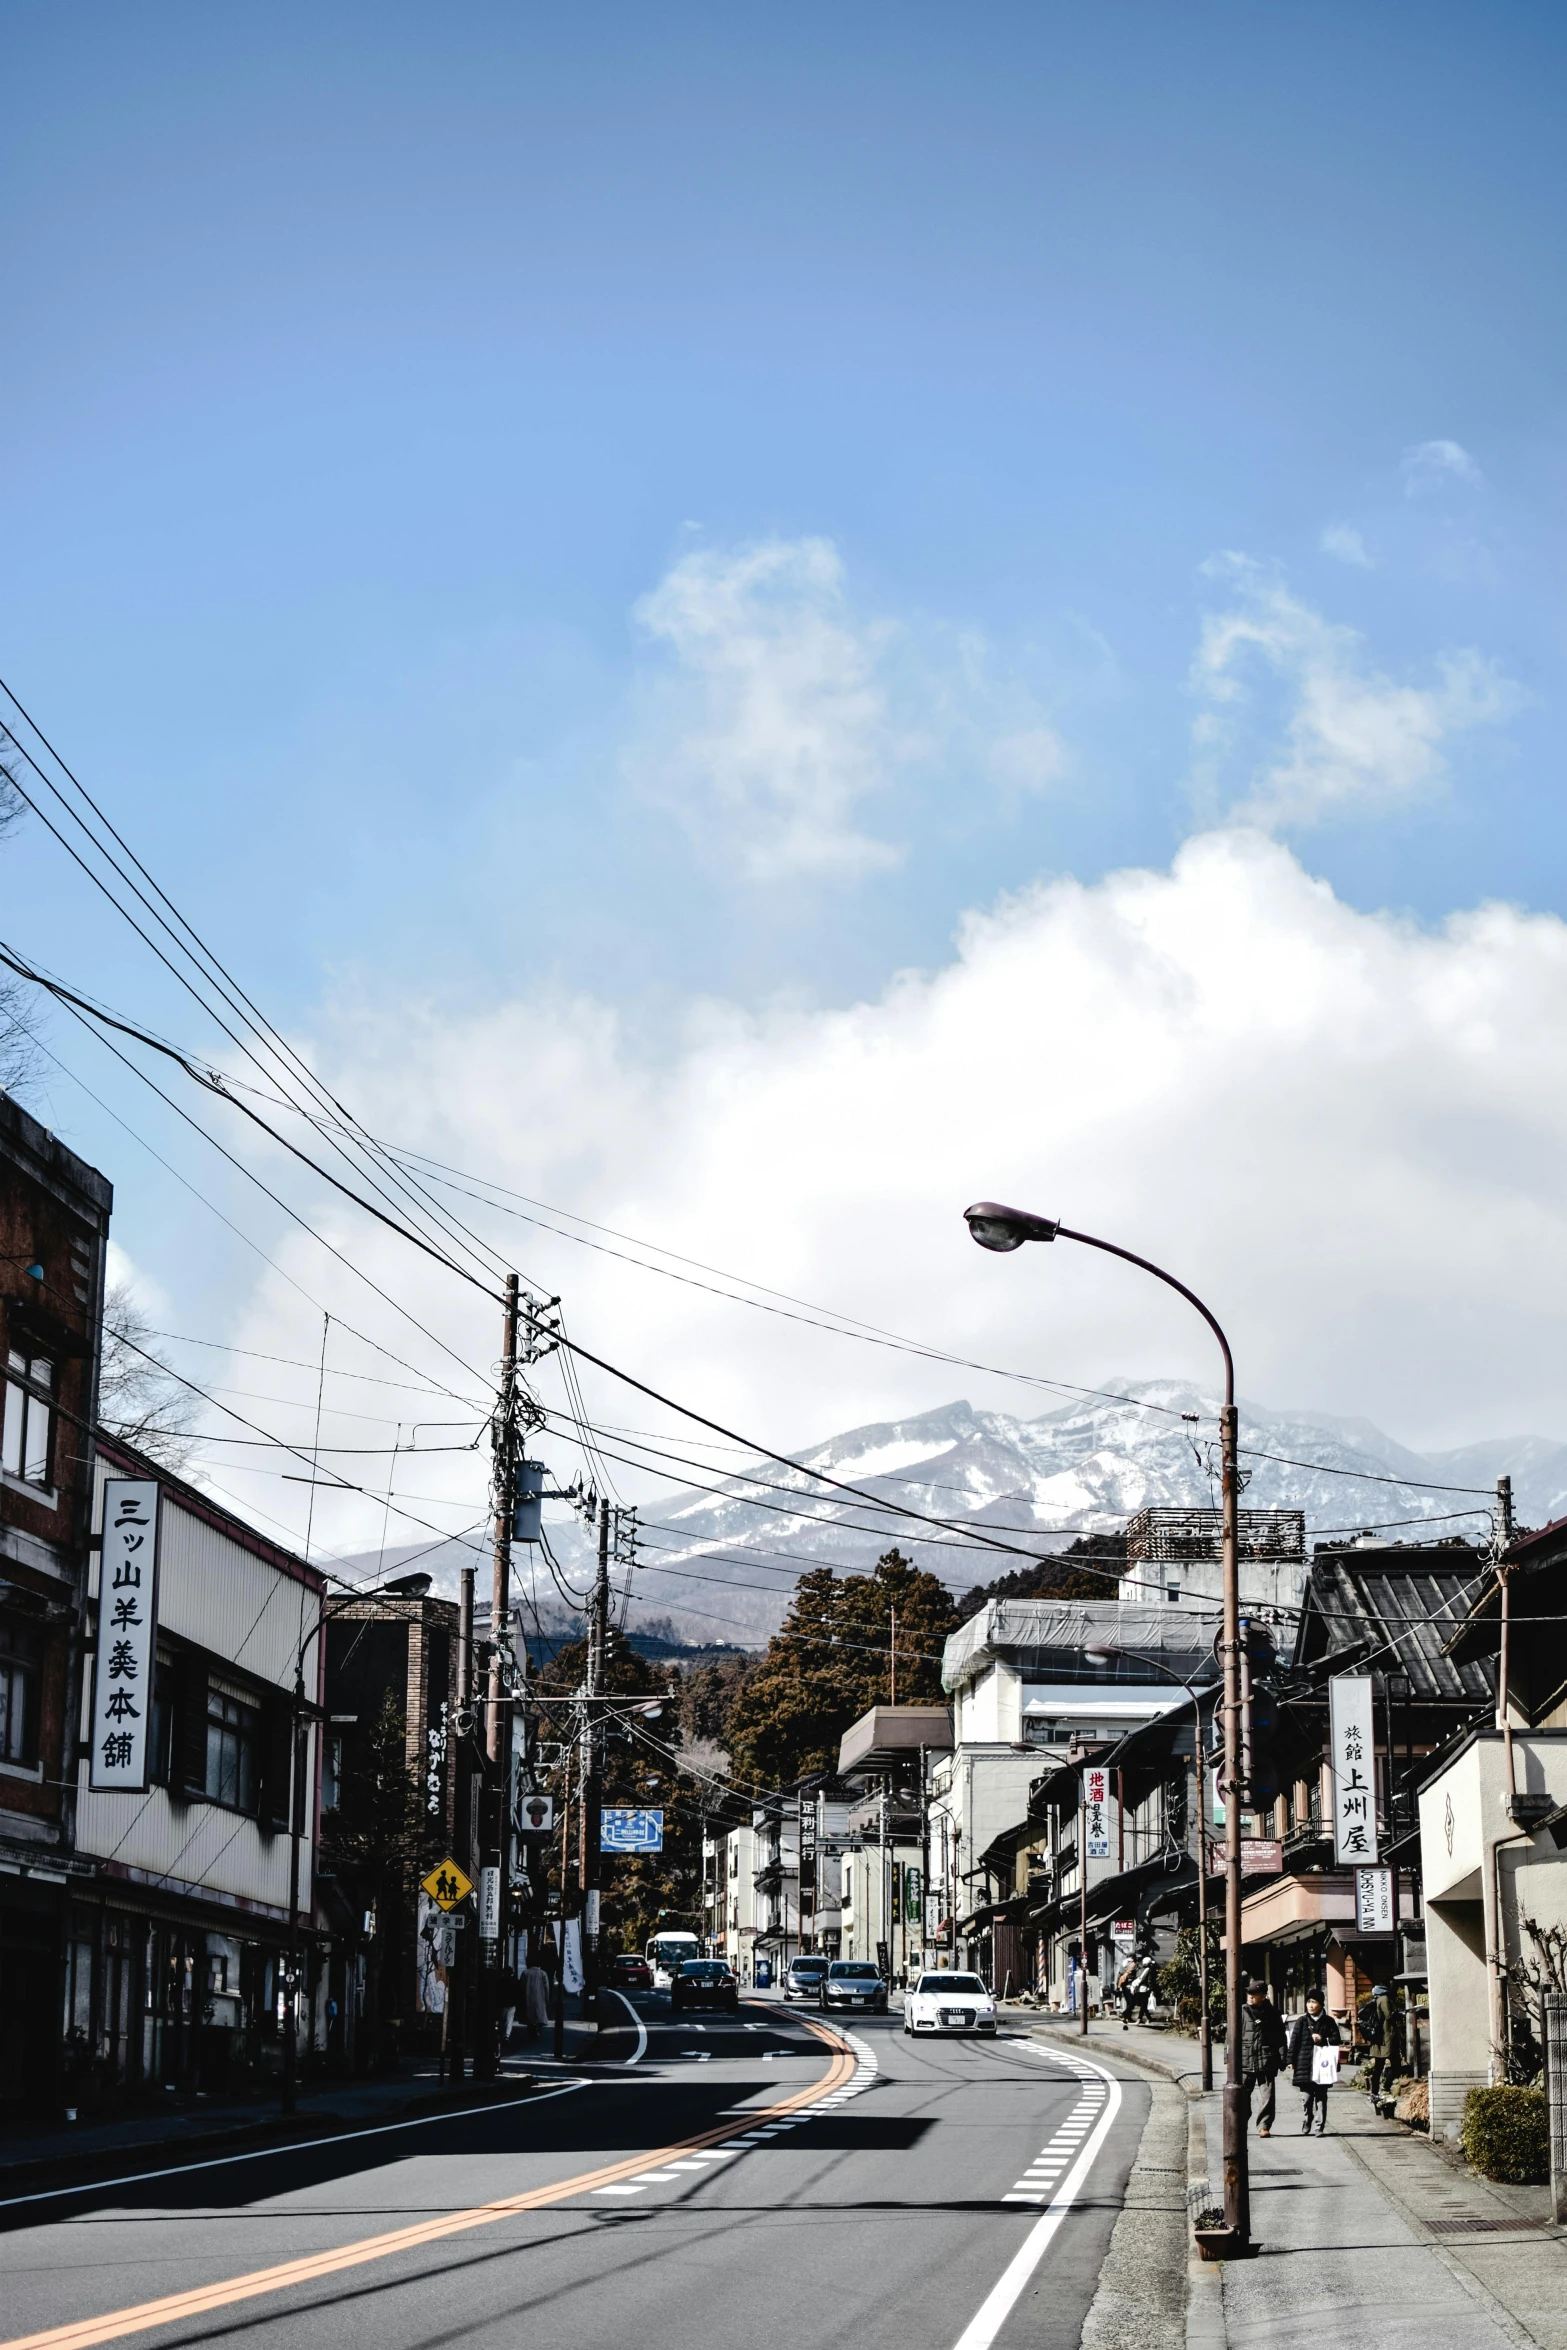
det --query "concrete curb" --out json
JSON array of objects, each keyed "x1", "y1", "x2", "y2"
[
  {"x1": 1185, "y1": 2097, "x2": 1226, "y2": 2350},
  {"x1": 1026, "y1": 2021, "x2": 1225, "y2": 2350},
  {"x1": 1025, "y1": 2020, "x2": 1208, "y2": 2097}
]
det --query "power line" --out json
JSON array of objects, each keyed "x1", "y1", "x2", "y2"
[{"x1": 0, "y1": 689, "x2": 520, "y2": 1295}]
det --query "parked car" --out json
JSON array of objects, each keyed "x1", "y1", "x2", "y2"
[
  {"x1": 671, "y1": 1959, "x2": 740, "y2": 2014},
  {"x1": 611, "y1": 1953, "x2": 653, "y2": 1992},
  {"x1": 784, "y1": 1955, "x2": 830, "y2": 2003},
  {"x1": 820, "y1": 1961, "x2": 888, "y2": 2014},
  {"x1": 902, "y1": 1970, "x2": 997, "y2": 2036}
]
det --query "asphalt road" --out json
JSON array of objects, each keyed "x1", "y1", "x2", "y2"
[{"x1": 0, "y1": 1996, "x2": 1150, "y2": 2350}]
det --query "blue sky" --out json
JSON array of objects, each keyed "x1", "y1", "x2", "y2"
[{"x1": 5, "y1": 2, "x2": 1567, "y2": 1528}]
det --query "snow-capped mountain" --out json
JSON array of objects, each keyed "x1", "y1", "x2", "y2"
[{"x1": 349, "y1": 1382, "x2": 1563, "y2": 1650}]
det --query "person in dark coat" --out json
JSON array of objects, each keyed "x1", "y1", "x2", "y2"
[
  {"x1": 1239, "y1": 1977, "x2": 1289, "y2": 2137},
  {"x1": 1288, "y1": 1991, "x2": 1342, "y2": 2134}
]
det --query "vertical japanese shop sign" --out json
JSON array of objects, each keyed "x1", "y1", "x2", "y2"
[
  {"x1": 90, "y1": 1478, "x2": 160, "y2": 1791},
  {"x1": 1083, "y1": 1764, "x2": 1112, "y2": 1859},
  {"x1": 1329, "y1": 1674, "x2": 1379, "y2": 1866}
]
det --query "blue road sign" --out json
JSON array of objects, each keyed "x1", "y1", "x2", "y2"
[{"x1": 601, "y1": 1806, "x2": 664, "y2": 1853}]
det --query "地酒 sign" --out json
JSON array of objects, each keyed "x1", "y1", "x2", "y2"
[
  {"x1": 601, "y1": 1807, "x2": 664, "y2": 1853},
  {"x1": 1082, "y1": 1766, "x2": 1112, "y2": 1860},
  {"x1": 90, "y1": 1479, "x2": 160, "y2": 1792},
  {"x1": 420, "y1": 1858, "x2": 474, "y2": 1911},
  {"x1": 1329, "y1": 1675, "x2": 1379, "y2": 1866}
]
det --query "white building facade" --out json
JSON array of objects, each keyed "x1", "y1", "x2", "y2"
[{"x1": 67, "y1": 1438, "x2": 325, "y2": 2096}]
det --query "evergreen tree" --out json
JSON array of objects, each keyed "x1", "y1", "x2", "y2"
[{"x1": 727, "y1": 1550, "x2": 958, "y2": 1786}]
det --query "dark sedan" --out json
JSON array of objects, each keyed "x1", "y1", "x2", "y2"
[
  {"x1": 671, "y1": 1958, "x2": 740, "y2": 2014},
  {"x1": 820, "y1": 1960, "x2": 888, "y2": 2014}
]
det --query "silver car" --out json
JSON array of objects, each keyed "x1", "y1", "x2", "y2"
[{"x1": 820, "y1": 1960, "x2": 888, "y2": 2014}]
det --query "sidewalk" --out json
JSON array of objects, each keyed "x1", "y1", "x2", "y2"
[{"x1": 1022, "y1": 2009, "x2": 1567, "y2": 2350}]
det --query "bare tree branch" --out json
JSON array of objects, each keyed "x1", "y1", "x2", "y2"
[{"x1": 99, "y1": 1283, "x2": 194, "y2": 1473}]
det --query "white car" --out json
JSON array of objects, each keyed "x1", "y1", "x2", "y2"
[{"x1": 903, "y1": 1970, "x2": 998, "y2": 2035}]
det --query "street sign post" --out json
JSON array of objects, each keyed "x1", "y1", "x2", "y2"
[
  {"x1": 601, "y1": 1807, "x2": 664, "y2": 1853},
  {"x1": 421, "y1": 1858, "x2": 475, "y2": 1911}
]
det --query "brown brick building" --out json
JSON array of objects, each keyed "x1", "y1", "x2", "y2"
[{"x1": 0, "y1": 1094, "x2": 112, "y2": 2113}]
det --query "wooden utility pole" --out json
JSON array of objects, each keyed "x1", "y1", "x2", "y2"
[
  {"x1": 582, "y1": 1497, "x2": 610, "y2": 2021},
  {"x1": 475, "y1": 1275, "x2": 519, "y2": 2080}
]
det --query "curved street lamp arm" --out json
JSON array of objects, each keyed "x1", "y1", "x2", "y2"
[{"x1": 1054, "y1": 1225, "x2": 1234, "y2": 1410}]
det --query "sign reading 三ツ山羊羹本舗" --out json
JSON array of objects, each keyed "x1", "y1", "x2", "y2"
[
  {"x1": 90, "y1": 1479, "x2": 160, "y2": 1792},
  {"x1": 1329, "y1": 1674, "x2": 1379, "y2": 1867}
]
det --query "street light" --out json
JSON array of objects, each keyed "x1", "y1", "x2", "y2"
[
  {"x1": 1084, "y1": 1640, "x2": 1215, "y2": 2093},
  {"x1": 963, "y1": 1200, "x2": 1251, "y2": 2252}
]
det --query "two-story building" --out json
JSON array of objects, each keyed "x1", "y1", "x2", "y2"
[
  {"x1": 0, "y1": 1095, "x2": 112, "y2": 2117},
  {"x1": 1419, "y1": 1516, "x2": 1567, "y2": 2141},
  {"x1": 68, "y1": 1434, "x2": 325, "y2": 2099}
]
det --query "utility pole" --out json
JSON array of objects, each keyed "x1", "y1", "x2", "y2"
[
  {"x1": 1078, "y1": 1773, "x2": 1090, "y2": 2036},
  {"x1": 583, "y1": 1497, "x2": 609, "y2": 2024},
  {"x1": 455, "y1": 1562, "x2": 474, "y2": 2079},
  {"x1": 476, "y1": 1274, "x2": 519, "y2": 2081},
  {"x1": 282, "y1": 1671, "x2": 305, "y2": 2115},
  {"x1": 1219, "y1": 1399, "x2": 1247, "y2": 2246}
]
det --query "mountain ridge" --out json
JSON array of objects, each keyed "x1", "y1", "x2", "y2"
[{"x1": 336, "y1": 1381, "x2": 1556, "y2": 1650}]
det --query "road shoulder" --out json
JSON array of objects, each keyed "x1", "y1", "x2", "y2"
[{"x1": 1077, "y1": 2074, "x2": 1189, "y2": 2350}]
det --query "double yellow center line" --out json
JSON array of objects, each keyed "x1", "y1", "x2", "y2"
[{"x1": 3, "y1": 2021, "x2": 855, "y2": 2350}]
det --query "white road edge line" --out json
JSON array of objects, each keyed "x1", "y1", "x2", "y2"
[
  {"x1": 0, "y1": 2078, "x2": 595, "y2": 2214},
  {"x1": 599, "y1": 1986, "x2": 649, "y2": 2065},
  {"x1": 950, "y1": 2047, "x2": 1124, "y2": 2350}
]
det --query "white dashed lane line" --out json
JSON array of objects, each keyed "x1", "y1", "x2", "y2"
[
  {"x1": 590, "y1": 2029, "x2": 878, "y2": 2198},
  {"x1": 1001, "y1": 2079, "x2": 1107, "y2": 2204}
]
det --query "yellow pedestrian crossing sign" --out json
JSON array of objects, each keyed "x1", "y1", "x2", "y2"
[{"x1": 421, "y1": 1858, "x2": 474, "y2": 1911}]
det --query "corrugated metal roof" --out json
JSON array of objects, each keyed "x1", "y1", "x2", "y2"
[{"x1": 1297, "y1": 1547, "x2": 1492, "y2": 1702}]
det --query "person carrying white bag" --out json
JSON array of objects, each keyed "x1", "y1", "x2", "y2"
[{"x1": 1288, "y1": 1990, "x2": 1343, "y2": 2135}]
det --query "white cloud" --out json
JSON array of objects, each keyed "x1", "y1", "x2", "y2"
[
  {"x1": 1319, "y1": 523, "x2": 1374, "y2": 569},
  {"x1": 1193, "y1": 565, "x2": 1517, "y2": 828},
  {"x1": 1401, "y1": 438, "x2": 1483, "y2": 496},
  {"x1": 231, "y1": 828, "x2": 1567, "y2": 1562},
  {"x1": 625, "y1": 537, "x2": 1065, "y2": 881}
]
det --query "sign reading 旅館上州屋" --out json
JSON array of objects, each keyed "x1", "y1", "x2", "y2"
[
  {"x1": 1329, "y1": 1675, "x2": 1379, "y2": 1867},
  {"x1": 90, "y1": 1479, "x2": 160, "y2": 1792}
]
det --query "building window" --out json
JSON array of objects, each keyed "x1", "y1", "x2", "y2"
[
  {"x1": 205, "y1": 1686, "x2": 259, "y2": 1812},
  {"x1": 148, "y1": 1656, "x2": 175, "y2": 1787},
  {"x1": 2, "y1": 1350, "x2": 53, "y2": 1489},
  {"x1": 0, "y1": 1616, "x2": 41, "y2": 1766}
]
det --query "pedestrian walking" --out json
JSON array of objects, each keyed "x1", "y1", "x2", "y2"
[
  {"x1": 1117, "y1": 1950, "x2": 1157, "y2": 2030},
  {"x1": 523, "y1": 1955, "x2": 551, "y2": 2042},
  {"x1": 1358, "y1": 1984, "x2": 1394, "y2": 2099},
  {"x1": 1240, "y1": 1976, "x2": 1288, "y2": 2137},
  {"x1": 1288, "y1": 1992, "x2": 1342, "y2": 2134}
]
